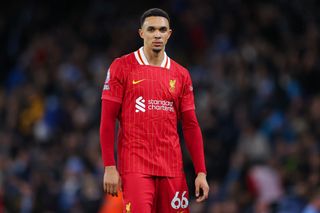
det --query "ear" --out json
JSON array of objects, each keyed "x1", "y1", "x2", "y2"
[
  {"x1": 139, "y1": 28, "x2": 144, "y2": 39},
  {"x1": 168, "y1": 29, "x2": 172, "y2": 38}
]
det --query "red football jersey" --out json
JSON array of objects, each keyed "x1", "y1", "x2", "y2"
[{"x1": 101, "y1": 47, "x2": 195, "y2": 177}]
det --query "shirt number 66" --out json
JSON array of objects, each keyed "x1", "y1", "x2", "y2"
[{"x1": 171, "y1": 191, "x2": 189, "y2": 209}]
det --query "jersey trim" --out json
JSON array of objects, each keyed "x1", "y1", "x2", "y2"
[
  {"x1": 134, "y1": 47, "x2": 171, "y2": 69},
  {"x1": 181, "y1": 106, "x2": 195, "y2": 113},
  {"x1": 101, "y1": 94, "x2": 122, "y2": 103},
  {"x1": 134, "y1": 51, "x2": 144, "y2": 65}
]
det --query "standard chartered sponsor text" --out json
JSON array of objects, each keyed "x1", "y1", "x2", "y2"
[{"x1": 148, "y1": 99, "x2": 174, "y2": 112}]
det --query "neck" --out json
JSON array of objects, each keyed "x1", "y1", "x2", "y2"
[{"x1": 143, "y1": 47, "x2": 164, "y2": 66}]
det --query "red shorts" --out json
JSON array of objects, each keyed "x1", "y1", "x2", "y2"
[{"x1": 121, "y1": 173, "x2": 190, "y2": 213}]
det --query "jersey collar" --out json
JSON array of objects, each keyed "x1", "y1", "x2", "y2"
[{"x1": 134, "y1": 47, "x2": 171, "y2": 69}]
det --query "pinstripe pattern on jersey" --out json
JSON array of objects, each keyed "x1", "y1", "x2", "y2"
[{"x1": 102, "y1": 49, "x2": 194, "y2": 177}]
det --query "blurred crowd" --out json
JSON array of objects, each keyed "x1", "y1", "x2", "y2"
[{"x1": 1, "y1": 0, "x2": 320, "y2": 212}]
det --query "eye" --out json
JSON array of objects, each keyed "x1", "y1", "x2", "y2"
[
  {"x1": 147, "y1": 27, "x2": 155, "y2": 32},
  {"x1": 160, "y1": 27, "x2": 168, "y2": 33}
]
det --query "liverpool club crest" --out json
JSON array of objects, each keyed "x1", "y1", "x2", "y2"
[{"x1": 169, "y1": 79, "x2": 176, "y2": 92}]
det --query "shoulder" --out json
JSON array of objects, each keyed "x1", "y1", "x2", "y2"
[
  {"x1": 170, "y1": 58, "x2": 190, "y2": 77},
  {"x1": 111, "y1": 52, "x2": 138, "y2": 69}
]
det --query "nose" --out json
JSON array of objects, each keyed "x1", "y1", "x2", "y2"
[{"x1": 154, "y1": 30, "x2": 161, "y2": 39}]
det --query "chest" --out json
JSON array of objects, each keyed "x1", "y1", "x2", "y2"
[{"x1": 125, "y1": 66, "x2": 183, "y2": 100}]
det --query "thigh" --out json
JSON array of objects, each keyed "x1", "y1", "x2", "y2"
[
  {"x1": 153, "y1": 176, "x2": 190, "y2": 213},
  {"x1": 121, "y1": 173, "x2": 155, "y2": 213}
]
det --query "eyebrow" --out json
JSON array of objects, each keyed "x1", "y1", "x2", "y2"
[{"x1": 146, "y1": 26, "x2": 168, "y2": 30}]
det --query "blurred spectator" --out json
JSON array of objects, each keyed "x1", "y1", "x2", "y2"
[
  {"x1": 1, "y1": 0, "x2": 320, "y2": 212},
  {"x1": 302, "y1": 189, "x2": 320, "y2": 213},
  {"x1": 246, "y1": 162, "x2": 283, "y2": 209},
  {"x1": 237, "y1": 122, "x2": 271, "y2": 162}
]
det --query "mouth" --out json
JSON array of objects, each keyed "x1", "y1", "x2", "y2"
[{"x1": 152, "y1": 42, "x2": 163, "y2": 47}]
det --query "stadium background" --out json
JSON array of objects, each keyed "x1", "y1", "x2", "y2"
[{"x1": 1, "y1": 0, "x2": 320, "y2": 212}]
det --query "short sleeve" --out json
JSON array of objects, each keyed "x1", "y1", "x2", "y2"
[
  {"x1": 101, "y1": 58, "x2": 125, "y2": 103},
  {"x1": 180, "y1": 71, "x2": 195, "y2": 112}
]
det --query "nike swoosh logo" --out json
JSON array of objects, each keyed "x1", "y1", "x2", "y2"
[{"x1": 132, "y1": 79, "x2": 145, "y2": 84}]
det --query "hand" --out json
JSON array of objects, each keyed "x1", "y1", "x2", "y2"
[
  {"x1": 195, "y1": 172, "x2": 209, "y2": 202},
  {"x1": 103, "y1": 166, "x2": 121, "y2": 196}
]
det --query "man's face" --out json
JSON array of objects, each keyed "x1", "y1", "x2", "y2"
[{"x1": 139, "y1": 16, "x2": 172, "y2": 53}]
